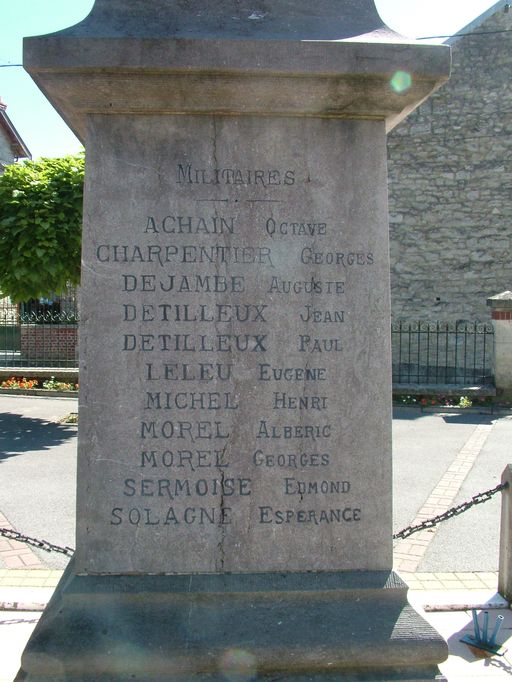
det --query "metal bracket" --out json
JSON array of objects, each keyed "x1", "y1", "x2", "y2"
[{"x1": 461, "y1": 609, "x2": 507, "y2": 656}]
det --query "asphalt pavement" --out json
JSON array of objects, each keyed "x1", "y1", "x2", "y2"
[{"x1": 0, "y1": 396, "x2": 77, "y2": 569}]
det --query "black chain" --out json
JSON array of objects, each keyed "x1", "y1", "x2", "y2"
[
  {"x1": 0, "y1": 527, "x2": 74, "y2": 557},
  {"x1": 393, "y1": 481, "x2": 508, "y2": 540},
  {"x1": 1, "y1": 481, "x2": 509, "y2": 553}
]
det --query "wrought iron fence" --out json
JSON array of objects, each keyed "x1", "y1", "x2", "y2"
[
  {"x1": 392, "y1": 320, "x2": 494, "y2": 386},
  {"x1": 0, "y1": 304, "x2": 496, "y2": 382},
  {"x1": 0, "y1": 290, "x2": 79, "y2": 368}
]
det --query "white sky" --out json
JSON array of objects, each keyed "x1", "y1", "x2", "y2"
[{"x1": 0, "y1": 0, "x2": 500, "y2": 159}]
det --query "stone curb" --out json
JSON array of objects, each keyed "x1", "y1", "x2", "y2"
[
  {"x1": 0, "y1": 368, "x2": 79, "y2": 385},
  {"x1": 393, "y1": 403, "x2": 512, "y2": 415},
  {"x1": 0, "y1": 389, "x2": 78, "y2": 399}
]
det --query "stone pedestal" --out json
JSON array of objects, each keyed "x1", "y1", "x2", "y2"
[
  {"x1": 487, "y1": 291, "x2": 512, "y2": 400},
  {"x1": 20, "y1": 2, "x2": 450, "y2": 679},
  {"x1": 18, "y1": 561, "x2": 445, "y2": 682}
]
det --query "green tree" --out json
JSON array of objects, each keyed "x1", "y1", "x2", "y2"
[{"x1": 0, "y1": 154, "x2": 84, "y2": 302}]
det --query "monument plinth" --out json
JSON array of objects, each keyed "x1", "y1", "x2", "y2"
[{"x1": 20, "y1": 2, "x2": 450, "y2": 679}]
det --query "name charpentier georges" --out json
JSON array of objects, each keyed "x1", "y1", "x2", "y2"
[{"x1": 101, "y1": 161, "x2": 366, "y2": 533}]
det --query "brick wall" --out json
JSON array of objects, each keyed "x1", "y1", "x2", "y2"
[
  {"x1": 387, "y1": 2, "x2": 512, "y2": 322},
  {"x1": 20, "y1": 325, "x2": 78, "y2": 362}
]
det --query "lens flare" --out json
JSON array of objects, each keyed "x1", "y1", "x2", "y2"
[
  {"x1": 219, "y1": 648, "x2": 257, "y2": 681},
  {"x1": 390, "y1": 70, "x2": 412, "y2": 94}
]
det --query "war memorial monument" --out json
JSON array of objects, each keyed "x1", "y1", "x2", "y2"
[{"x1": 19, "y1": 1, "x2": 451, "y2": 679}]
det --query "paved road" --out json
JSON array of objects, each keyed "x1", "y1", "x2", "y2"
[
  {"x1": 0, "y1": 396, "x2": 77, "y2": 569},
  {"x1": 0, "y1": 396, "x2": 511, "y2": 572}
]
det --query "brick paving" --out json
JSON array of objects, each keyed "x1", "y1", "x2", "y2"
[
  {"x1": 399, "y1": 570, "x2": 498, "y2": 592},
  {"x1": 0, "y1": 568, "x2": 497, "y2": 592},
  {"x1": 0, "y1": 568, "x2": 62, "y2": 589},
  {"x1": 0, "y1": 512, "x2": 43, "y2": 570},
  {"x1": 394, "y1": 420, "x2": 495, "y2": 573}
]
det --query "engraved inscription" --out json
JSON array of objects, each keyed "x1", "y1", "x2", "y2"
[
  {"x1": 176, "y1": 163, "x2": 296, "y2": 186},
  {"x1": 299, "y1": 306, "x2": 345, "y2": 323},
  {"x1": 96, "y1": 149, "x2": 375, "y2": 560}
]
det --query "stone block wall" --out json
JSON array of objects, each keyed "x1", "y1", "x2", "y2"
[
  {"x1": 20, "y1": 325, "x2": 78, "y2": 362},
  {"x1": 387, "y1": 2, "x2": 512, "y2": 322}
]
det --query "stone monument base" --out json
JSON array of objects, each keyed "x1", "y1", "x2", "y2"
[{"x1": 17, "y1": 559, "x2": 447, "y2": 681}]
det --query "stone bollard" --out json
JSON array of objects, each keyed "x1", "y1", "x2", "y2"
[
  {"x1": 498, "y1": 464, "x2": 512, "y2": 601},
  {"x1": 487, "y1": 291, "x2": 512, "y2": 401}
]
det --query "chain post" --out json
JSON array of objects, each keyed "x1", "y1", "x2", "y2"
[{"x1": 498, "y1": 465, "x2": 512, "y2": 601}]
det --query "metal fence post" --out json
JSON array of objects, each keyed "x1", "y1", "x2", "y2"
[{"x1": 498, "y1": 464, "x2": 512, "y2": 601}]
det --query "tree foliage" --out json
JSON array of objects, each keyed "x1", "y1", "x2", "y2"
[{"x1": 0, "y1": 154, "x2": 84, "y2": 302}]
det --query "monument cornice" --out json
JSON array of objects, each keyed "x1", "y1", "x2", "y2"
[{"x1": 24, "y1": 35, "x2": 450, "y2": 141}]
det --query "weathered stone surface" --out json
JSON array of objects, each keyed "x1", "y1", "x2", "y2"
[
  {"x1": 20, "y1": 561, "x2": 447, "y2": 681},
  {"x1": 33, "y1": 0, "x2": 394, "y2": 40},
  {"x1": 77, "y1": 114, "x2": 392, "y2": 574},
  {"x1": 388, "y1": 2, "x2": 512, "y2": 322}
]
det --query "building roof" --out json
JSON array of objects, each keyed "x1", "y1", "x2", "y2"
[
  {"x1": 446, "y1": 0, "x2": 510, "y2": 45},
  {"x1": 0, "y1": 98, "x2": 31, "y2": 161}
]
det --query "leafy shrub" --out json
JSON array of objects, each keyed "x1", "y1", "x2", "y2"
[{"x1": 0, "y1": 154, "x2": 84, "y2": 301}]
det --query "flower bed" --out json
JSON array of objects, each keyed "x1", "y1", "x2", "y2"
[
  {"x1": 393, "y1": 394, "x2": 511, "y2": 409},
  {"x1": 0, "y1": 376, "x2": 78, "y2": 392}
]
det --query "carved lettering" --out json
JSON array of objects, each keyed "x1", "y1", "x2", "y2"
[
  {"x1": 140, "y1": 449, "x2": 230, "y2": 471},
  {"x1": 298, "y1": 336, "x2": 342, "y2": 353},
  {"x1": 299, "y1": 306, "x2": 345, "y2": 324},
  {"x1": 265, "y1": 218, "x2": 327, "y2": 237},
  {"x1": 258, "y1": 507, "x2": 361, "y2": 524},
  {"x1": 283, "y1": 478, "x2": 351, "y2": 495},
  {"x1": 123, "y1": 334, "x2": 267, "y2": 352},
  {"x1": 253, "y1": 450, "x2": 330, "y2": 468},
  {"x1": 300, "y1": 248, "x2": 374, "y2": 266},
  {"x1": 122, "y1": 274, "x2": 245, "y2": 293},
  {"x1": 98, "y1": 244, "x2": 273, "y2": 266},
  {"x1": 145, "y1": 363, "x2": 233, "y2": 382},
  {"x1": 176, "y1": 163, "x2": 295, "y2": 186},
  {"x1": 272, "y1": 392, "x2": 328, "y2": 410},
  {"x1": 256, "y1": 421, "x2": 331, "y2": 440},
  {"x1": 268, "y1": 277, "x2": 344, "y2": 295},
  {"x1": 144, "y1": 391, "x2": 239, "y2": 410},
  {"x1": 145, "y1": 215, "x2": 235, "y2": 235},
  {"x1": 124, "y1": 303, "x2": 267, "y2": 324},
  {"x1": 141, "y1": 420, "x2": 230, "y2": 441},
  {"x1": 258, "y1": 364, "x2": 327, "y2": 382},
  {"x1": 123, "y1": 477, "x2": 251, "y2": 498},
  {"x1": 111, "y1": 506, "x2": 233, "y2": 526}
]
